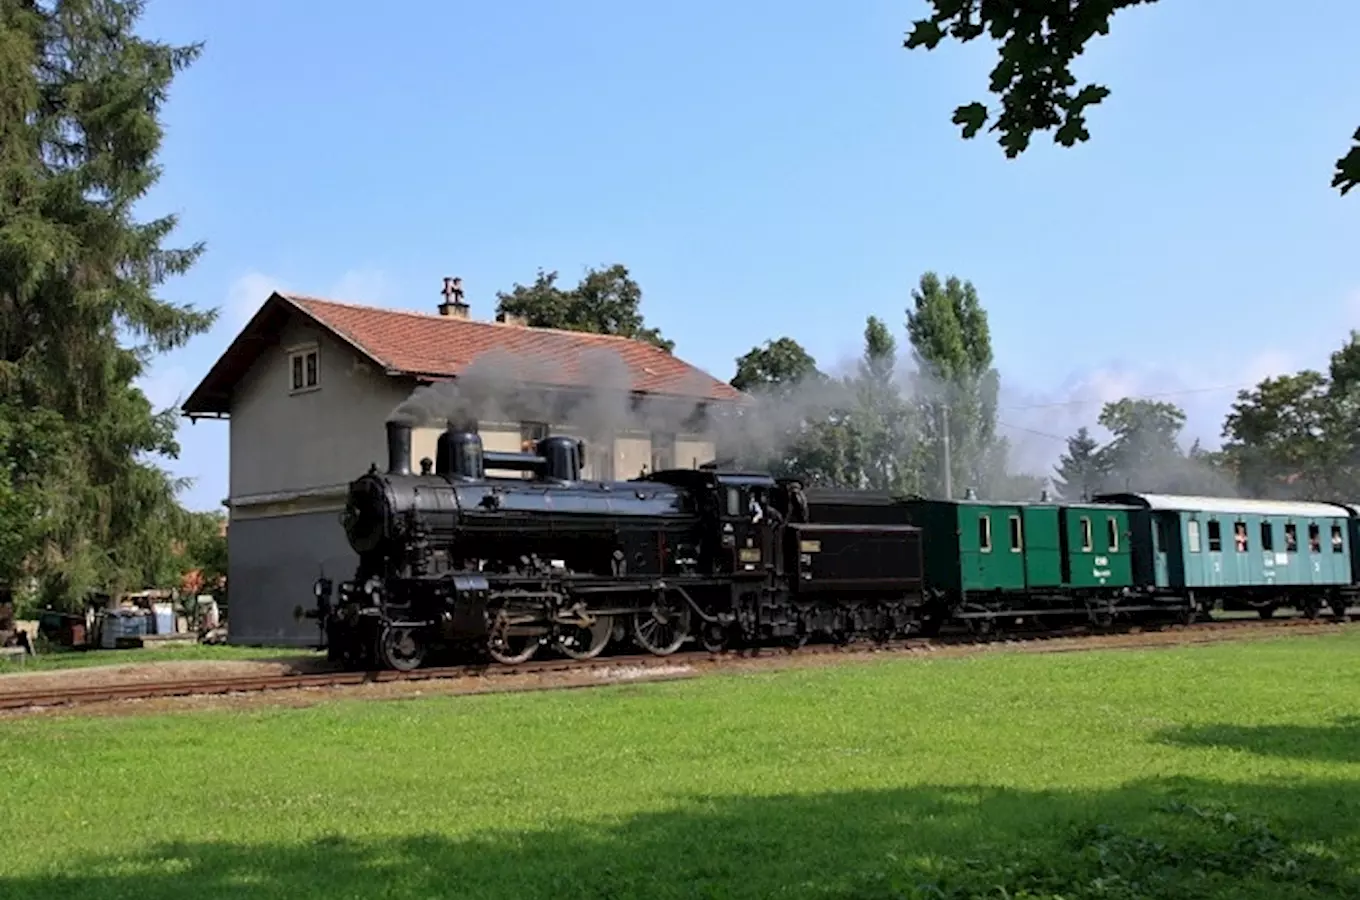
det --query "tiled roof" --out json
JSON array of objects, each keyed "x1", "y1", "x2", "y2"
[{"x1": 182, "y1": 292, "x2": 745, "y2": 415}]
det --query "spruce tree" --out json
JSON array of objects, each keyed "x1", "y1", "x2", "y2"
[{"x1": 0, "y1": 0, "x2": 214, "y2": 606}]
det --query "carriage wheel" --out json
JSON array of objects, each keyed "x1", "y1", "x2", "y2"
[
  {"x1": 557, "y1": 616, "x2": 613, "y2": 661},
  {"x1": 700, "y1": 621, "x2": 730, "y2": 653},
  {"x1": 377, "y1": 625, "x2": 426, "y2": 672},
  {"x1": 632, "y1": 596, "x2": 691, "y2": 656},
  {"x1": 488, "y1": 611, "x2": 540, "y2": 665}
]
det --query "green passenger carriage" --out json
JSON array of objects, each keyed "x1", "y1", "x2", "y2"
[{"x1": 900, "y1": 497, "x2": 1170, "y2": 630}]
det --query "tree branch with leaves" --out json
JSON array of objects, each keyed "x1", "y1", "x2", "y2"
[{"x1": 903, "y1": 0, "x2": 1359, "y2": 196}]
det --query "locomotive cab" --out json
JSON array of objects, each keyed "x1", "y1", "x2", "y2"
[{"x1": 706, "y1": 473, "x2": 778, "y2": 577}]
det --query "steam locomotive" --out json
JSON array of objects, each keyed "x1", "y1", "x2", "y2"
[{"x1": 306, "y1": 421, "x2": 931, "y2": 670}]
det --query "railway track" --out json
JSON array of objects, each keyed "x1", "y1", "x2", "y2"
[{"x1": 0, "y1": 613, "x2": 1352, "y2": 713}]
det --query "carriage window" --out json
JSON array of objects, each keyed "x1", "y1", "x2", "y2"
[
  {"x1": 1207, "y1": 520, "x2": 1222, "y2": 552},
  {"x1": 1260, "y1": 521, "x2": 1274, "y2": 552},
  {"x1": 978, "y1": 516, "x2": 992, "y2": 552},
  {"x1": 1153, "y1": 517, "x2": 1167, "y2": 550},
  {"x1": 725, "y1": 487, "x2": 742, "y2": 517},
  {"x1": 1308, "y1": 524, "x2": 1321, "y2": 553},
  {"x1": 1187, "y1": 520, "x2": 1201, "y2": 553},
  {"x1": 1107, "y1": 517, "x2": 1120, "y2": 551},
  {"x1": 1008, "y1": 515, "x2": 1023, "y2": 552},
  {"x1": 1284, "y1": 523, "x2": 1297, "y2": 552},
  {"x1": 1079, "y1": 517, "x2": 1093, "y2": 552},
  {"x1": 1233, "y1": 521, "x2": 1248, "y2": 552},
  {"x1": 1333, "y1": 525, "x2": 1345, "y2": 553}
]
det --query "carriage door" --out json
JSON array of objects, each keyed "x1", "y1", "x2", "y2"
[{"x1": 1151, "y1": 514, "x2": 1170, "y2": 588}]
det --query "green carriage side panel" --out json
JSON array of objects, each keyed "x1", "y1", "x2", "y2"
[
  {"x1": 903, "y1": 499, "x2": 1029, "y2": 593},
  {"x1": 957, "y1": 501, "x2": 1028, "y2": 592},
  {"x1": 1059, "y1": 504, "x2": 1135, "y2": 590},
  {"x1": 1020, "y1": 505, "x2": 1063, "y2": 588}
]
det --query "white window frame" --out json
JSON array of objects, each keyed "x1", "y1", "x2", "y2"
[
  {"x1": 978, "y1": 515, "x2": 992, "y2": 553},
  {"x1": 1107, "y1": 517, "x2": 1120, "y2": 552},
  {"x1": 287, "y1": 343, "x2": 319, "y2": 394},
  {"x1": 1008, "y1": 515, "x2": 1023, "y2": 553},
  {"x1": 1079, "y1": 517, "x2": 1093, "y2": 552}
]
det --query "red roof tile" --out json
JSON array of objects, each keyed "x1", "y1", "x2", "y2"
[{"x1": 182, "y1": 292, "x2": 745, "y2": 415}]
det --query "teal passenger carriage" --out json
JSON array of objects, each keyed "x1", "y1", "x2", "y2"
[{"x1": 1092, "y1": 493, "x2": 1354, "y2": 619}]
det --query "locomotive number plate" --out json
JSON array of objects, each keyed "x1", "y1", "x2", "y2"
[
  {"x1": 738, "y1": 548, "x2": 762, "y2": 563},
  {"x1": 799, "y1": 540, "x2": 821, "y2": 553}
]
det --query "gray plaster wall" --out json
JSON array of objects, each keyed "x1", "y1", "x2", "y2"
[
  {"x1": 229, "y1": 315, "x2": 410, "y2": 500},
  {"x1": 227, "y1": 509, "x2": 356, "y2": 646}
]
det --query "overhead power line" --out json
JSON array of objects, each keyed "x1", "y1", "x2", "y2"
[{"x1": 997, "y1": 382, "x2": 1254, "y2": 413}]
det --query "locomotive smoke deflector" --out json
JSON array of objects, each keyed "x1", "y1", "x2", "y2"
[{"x1": 385, "y1": 420, "x2": 413, "y2": 475}]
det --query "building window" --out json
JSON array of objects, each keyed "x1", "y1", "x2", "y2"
[
  {"x1": 520, "y1": 421, "x2": 549, "y2": 451},
  {"x1": 651, "y1": 432, "x2": 676, "y2": 472},
  {"x1": 289, "y1": 347, "x2": 318, "y2": 392},
  {"x1": 587, "y1": 444, "x2": 613, "y2": 481}
]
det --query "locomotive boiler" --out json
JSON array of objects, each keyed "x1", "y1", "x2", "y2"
[{"x1": 307, "y1": 421, "x2": 931, "y2": 670}]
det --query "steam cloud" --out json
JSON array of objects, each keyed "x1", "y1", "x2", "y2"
[{"x1": 386, "y1": 345, "x2": 1249, "y2": 499}]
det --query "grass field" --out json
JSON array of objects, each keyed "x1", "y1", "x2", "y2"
[
  {"x1": 4, "y1": 632, "x2": 1360, "y2": 898},
  {"x1": 0, "y1": 644, "x2": 320, "y2": 675}
]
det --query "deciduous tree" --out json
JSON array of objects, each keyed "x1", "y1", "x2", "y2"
[
  {"x1": 906, "y1": 272, "x2": 1001, "y2": 497},
  {"x1": 902, "y1": 1, "x2": 1359, "y2": 196},
  {"x1": 495, "y1": 265, "x2": 674, "y2": 352}
]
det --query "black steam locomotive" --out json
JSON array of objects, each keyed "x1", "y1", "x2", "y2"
[{"x1": 307, "y1": 421, "x2": 933, "y2": 670}]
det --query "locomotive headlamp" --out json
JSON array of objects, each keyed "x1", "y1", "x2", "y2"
[{"x1": 313, "y1": 578, "x2": 332, "y2": 599}]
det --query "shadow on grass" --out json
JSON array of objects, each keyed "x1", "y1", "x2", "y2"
[
  {"x1": 5, "y1": 777, "x2": 1360, "y2": 899},
  {"x1": 1156, "y1": 716, "x2": 1360, "y2": 763}
]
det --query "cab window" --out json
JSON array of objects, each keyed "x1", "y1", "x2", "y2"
[{"x1": 724, "y1": 487, "x2": 741, "y2": 517}]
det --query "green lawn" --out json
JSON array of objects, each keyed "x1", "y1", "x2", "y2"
[
  {"x1": 4, "y1": 632, "x2": 1360, "y2": 898},
  {"x1": 0, "y1": 644, "x2": 321, "y2": 675}
]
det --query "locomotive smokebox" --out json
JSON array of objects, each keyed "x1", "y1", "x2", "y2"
[
  {"x1": 385, "y1": 420, "x2": 413, "y2": 475},
  {"x1": 537, "y1": 435, "x2": 582, "y2": 482},
  {"x1": 437, "y1": 427, "x2": 485, "y2": 479}
]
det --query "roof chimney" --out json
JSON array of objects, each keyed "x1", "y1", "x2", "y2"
[
  {"x1": 496, "y1": 310, "x2": 527, "y2": 327},
  {"x1": 438, "y1": 276, "x2": 469, "y2": 319}
]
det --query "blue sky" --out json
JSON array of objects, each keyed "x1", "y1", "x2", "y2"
[{"x1": 131, "y1": 0, "x2": 1360, "y2": 511}]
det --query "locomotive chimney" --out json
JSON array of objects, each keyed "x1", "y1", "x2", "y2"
[
  {"x1": 438, "y1": 276, "x2": 470, "y2": 319},
  {"x1": 385, "y1": 421, "x2": 413, "y2": 475}
]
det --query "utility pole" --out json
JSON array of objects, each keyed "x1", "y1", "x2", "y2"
[{"x1": 941, "y1": 402, "x2": 952, "y2": 500}]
